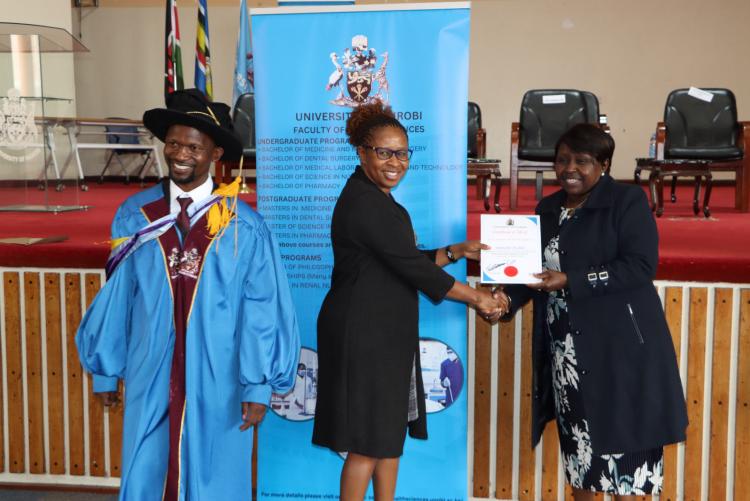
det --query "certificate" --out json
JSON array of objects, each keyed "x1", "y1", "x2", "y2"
[{"x1": 480, "y1": 214, "x2": 542, "y2": 284}]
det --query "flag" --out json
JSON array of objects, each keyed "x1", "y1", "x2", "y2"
[
  {"x1": 165, "y1": 0, "x2": 184, "y2": 99},
  {"x1": 232, "y1": 0, "x2": 254, "y2": 108},
  {"x1": 195, "y1": 0, "x2": 213, "y2": 101}
]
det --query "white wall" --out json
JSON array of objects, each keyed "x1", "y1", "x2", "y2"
[
  {"x1": 74, "y1": 1, "x2": 275, "y2": 120},
  {"x1": 467, "y1": 0, "x2": 750, "y2": 179},
  {"x1": 70, "y1": 0, "x2": 750, "y2": 179}
]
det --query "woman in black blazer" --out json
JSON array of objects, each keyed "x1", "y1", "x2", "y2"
[
  {"x1": 500, "y1": 124, "x2": 687, "y2": 500},
  {"x1": 313, "y1": 101, "x2": 506, "y2": 501}
]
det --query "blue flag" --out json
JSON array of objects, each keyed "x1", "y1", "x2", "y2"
[{"x1": 232, "y1": 0, "x2": 254, "y2": 107}]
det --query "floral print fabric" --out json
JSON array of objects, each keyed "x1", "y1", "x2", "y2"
[{"x1": 545, "y1": 209, "x2": 664, "y2": 495}]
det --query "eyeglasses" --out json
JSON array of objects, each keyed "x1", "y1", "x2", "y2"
[{"x1": 363, "y1": 145, "x2": 413, "y2": 162}]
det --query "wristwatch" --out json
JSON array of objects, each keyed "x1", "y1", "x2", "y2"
[{"x1": 446, "y1": 245, "x2": 458, "y2": 263}]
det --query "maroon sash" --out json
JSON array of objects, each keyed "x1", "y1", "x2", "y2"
[{"x1": 141, "y1": 197, "x2": 213, "y2": 501}]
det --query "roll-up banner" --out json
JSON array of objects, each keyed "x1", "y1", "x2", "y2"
[{"x1": 252, "y1": 3, "x2": 470, "y2": 499}]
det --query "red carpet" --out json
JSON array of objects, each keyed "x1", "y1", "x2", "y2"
[{"x1": 1, "y1": 181, "x2": 748, "y2": 283}]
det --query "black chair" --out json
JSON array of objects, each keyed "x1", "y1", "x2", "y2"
[
  {"x1": 467, "y1": 101, "x2": 501, "y2": 212},
  {"x1": 217, "y1": 93, "x2": 256, "y2": 184},
  {"x1": 582, "y1": 91, "x2": 602, "y2": 125},
  {"x1": 664, "y1": 89, "x2": 741, "y2": 161},
  {"x1": 234, "y1": 93, "x2": 256, "y2": 160},
  {"x1": 636, "y1": 88, "x2": 749, "y2": 213},
  {"x1": 468, "y1": 101, "x2": 483, "y2": 159},
  {"x1": 98, "y1": 119, "x2": 154, "y2": 185},
  {"x1": 509, "y1": 89, "x2": 599, "y2": 209}
]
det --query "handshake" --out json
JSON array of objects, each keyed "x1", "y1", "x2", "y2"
[{"x1": 474, "y1": 286, "x2": 510, "y2": 323}]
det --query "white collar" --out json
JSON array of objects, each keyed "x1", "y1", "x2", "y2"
[{"x1": 169, "y1": 176, "x2": 214, "y2": 214}]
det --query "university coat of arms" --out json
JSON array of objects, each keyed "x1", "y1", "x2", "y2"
[
  {"x1": 326, "y1": 35, "x2": 389, "y2": 108},
  {"x1": 0, "y1": 88, "x2": 41, "y2": 163}
]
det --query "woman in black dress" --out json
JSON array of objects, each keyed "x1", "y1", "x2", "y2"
[
  {"x1": 313, "y1": 101, "x2": 506, "y2": 500},
  {"x1": 499, "y1": 124, "x2": 688, "y2": 500}
]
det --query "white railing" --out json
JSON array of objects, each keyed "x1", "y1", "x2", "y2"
[
  {"x1": 0, "y1": 267, "x2": 118, "y2": 488},
  {"x1": 467, "y1": 278, "x2": 750, "y2": 501},
  {"x1": 1, "y1": 269, "x2": 748, "y2": 501}
]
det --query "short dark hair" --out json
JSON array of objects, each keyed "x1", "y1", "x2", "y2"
[
  {"x1": 345, "y1": 100, "x2": 408, "y2": 148},
  {"x1": 555, "y1": 124, "x2": 615, "y2": 167}
]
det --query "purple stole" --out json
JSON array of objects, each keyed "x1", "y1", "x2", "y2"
[{"x1": 141, "y1": 196, "x2": 213, "y2": 501}]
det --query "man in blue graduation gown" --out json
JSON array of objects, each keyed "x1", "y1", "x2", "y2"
[{"x1": 76, "y1": 89, "x2": 300, "y2": 501}]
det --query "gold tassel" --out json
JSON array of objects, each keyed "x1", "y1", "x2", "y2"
[
  {"x1": 206, "y1": 175, "x2": 241, "y2": 236},
  {"x1": 110, "y1": 236, "x2": 130, "y2": 250},
  {"x1": 207, "y1": 156, "x2": 244, "y2": 255}
]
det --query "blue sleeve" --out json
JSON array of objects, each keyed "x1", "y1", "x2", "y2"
[
  {"x1": 110, "y1": 204, "x2": 132, "y2": 239},
  {"x1": 238, "y1": 223, "x2": 301, "y2": 405},
  {"x1": 75, "y1": 257, "x2": 133, "y2": 393},
  {"x1": 75, "y1": 208, "x2": 134, "y2": 393}
]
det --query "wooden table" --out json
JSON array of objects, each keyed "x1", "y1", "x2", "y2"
[
  {"x1": 635, "y1": 158, "x2": 712, "y2": 217},
  {"x1": 468, "y1": 158, "x2": 502, "y2": 213}
]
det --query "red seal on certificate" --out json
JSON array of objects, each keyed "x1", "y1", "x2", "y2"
[
  {"x1": 480, "y1": 214, "x2": 543, "y2": 284},
  {"x1": 504, "y1": 266, "x2": 518, "y2": 277}
]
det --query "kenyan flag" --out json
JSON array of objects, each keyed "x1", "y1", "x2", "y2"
[{"x1": 165, "y1": 0, "x2": 184, "y2": 101}]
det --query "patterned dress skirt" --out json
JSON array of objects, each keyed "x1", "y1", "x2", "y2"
[{"x1": 544, "y1": 209, "x2": 664, "y2": 495}]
